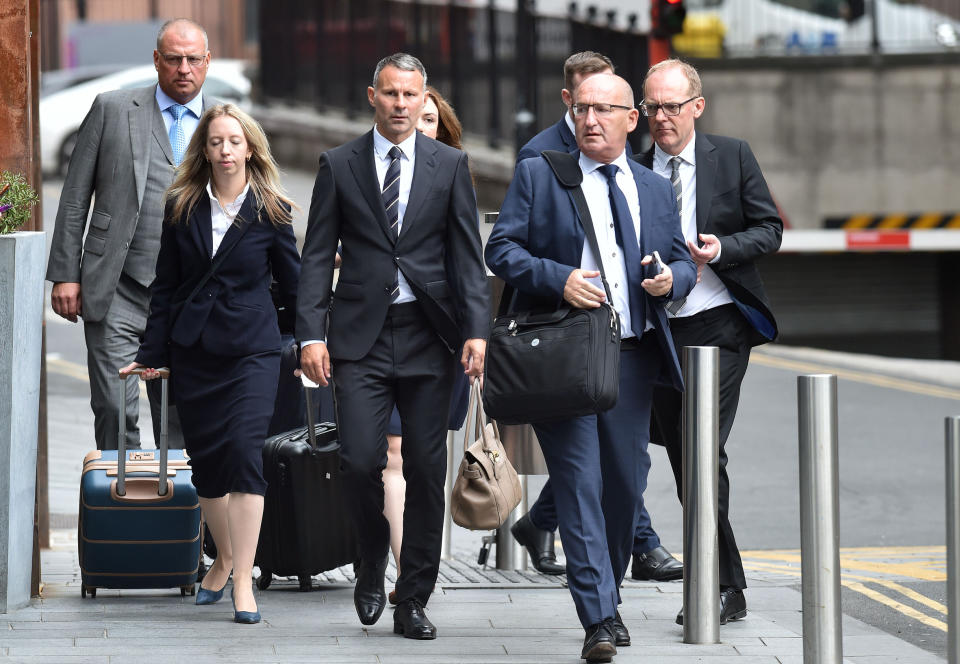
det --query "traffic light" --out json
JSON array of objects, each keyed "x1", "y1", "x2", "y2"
[
  {"x1": 651, "y1": 0, "x2": 687, "y2": 38},
  {"x1": 843, "y1": 0, "x2": 866, "y2": 22}
]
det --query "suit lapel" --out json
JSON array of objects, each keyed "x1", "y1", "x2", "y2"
[
  {"x1": 214, "y1": 193, "x2": 256, "y2": 258},
  {"x1": 190, "y1": 195, "x2": 214, "y2": 261},
  {"x1": 129, "y1": 88, "x2": 158, "y2": 207},
  {"x1": 150, "y1": 90, "x2": 175, "y2": 167},
  {"x1": 695, "y1": 133, "x2": 718, "y2": 234},
  {"x1": 559, "y1": 117, "x2": 576, "y2": 152},
  {"x1": 348, "y1": 131, "x2": 394, "y2": 245},
  {"x1": 401, "y1": 132, "x2": 438, "y2": 241},
  {"x1": 629, "y1": 161, "x2": 653, "y2": 253}
]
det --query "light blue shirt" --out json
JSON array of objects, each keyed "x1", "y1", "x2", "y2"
[
  {"x1": 372, "y1": 125, "x2": 418, "y2": 304},
  {"x1": 155, "y1": 86, "x2": 203, "y2": 145}
]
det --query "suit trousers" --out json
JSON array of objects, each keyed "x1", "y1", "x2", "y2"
[
  {"x1": 83, "y1": 272, "x2": 185, "y2": 451},
  {"x1": 331, "y1": 302, "x2": 457, "y2": 606},
  {"x1": 651, "y1": 303, "x2": 751, "y2": 591},
  {"x1": 533, "y1": 335, "x2": 662, "y2": 628}
]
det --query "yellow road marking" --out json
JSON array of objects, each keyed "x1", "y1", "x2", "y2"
[
  {"x1": 744, "y1": 550, "x2": 945, "y2": 581},
  {"x1": 46, "y1": 356, "x2": 147, "y2": 398},
  {"x1": 842, "y1": 580, "x2": 947, "y2": 631},
  {"x1": 749, "y1": 352, "x2": 960, "y2": 401}
]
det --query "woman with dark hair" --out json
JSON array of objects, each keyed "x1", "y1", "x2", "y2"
[
  {"x1": 120, "y1": 104, "x2": 299, "y2": 625},
  {"x1": 382, "y1": 86, "x2": 472, "y2": 604}
]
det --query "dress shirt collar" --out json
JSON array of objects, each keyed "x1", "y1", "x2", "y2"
[
  {"x1": 373, "y1": 125, "x2": 417, "y2": 162},
  {"x1": 563, "y1": 110, "x2": 576, "y2": 138},
  {"x1": 205, "y1": 180, "x2": 250, "y2": 213},
  {"x1": 653, "y1": 130, "x2": 697, "y2": 171},
  {"x1": 155, "y1": 85, "x2": 203, "y2": 119},
  {"x1": 579, "y1": 148, "x2": 632, "y2": 179}
]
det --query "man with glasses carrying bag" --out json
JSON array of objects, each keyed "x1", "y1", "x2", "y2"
[{"x1": 485, "y1": 73, "x2": 695, "y2": 663}]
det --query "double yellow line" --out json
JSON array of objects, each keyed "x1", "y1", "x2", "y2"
[
  {"x1": 742, "y1": 546, "x2": 947, "y2": 631},
  {"x1": 47, "y1": 356, "x2": 148, "y2": 398}
]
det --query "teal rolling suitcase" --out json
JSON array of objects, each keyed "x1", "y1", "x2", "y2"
[{"x1": 78, "y1": 370, "x2": 202, "y2": 597}]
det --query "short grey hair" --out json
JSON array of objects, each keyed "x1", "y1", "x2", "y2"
[
  {"x1": 645, "y1": 58, "x2": 702, "y2": 98},
  {"x1": 157, "y1": 18, "x2": 209, "y2": 52},
  {"x1": 372, "y1": 53, "x2": 427, "y2": 90}
]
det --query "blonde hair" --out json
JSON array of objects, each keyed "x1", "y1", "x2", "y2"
[
  {"x1": 167, "y1": 104, "x2": 296, "y2": 226},
  {"x1": 644, "y1": 58, "x2": 703, "y2": 98}
]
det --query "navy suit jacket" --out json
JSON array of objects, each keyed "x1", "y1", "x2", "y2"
[
  {"x1": 485, "y1": 152, "x2": 697, "y2": 391},
  {"x1": 516, "y1": 115, "x2": 576, "y2": 164},
  {"x1": 635, "y1": 133, "x2": 782, "y2": 346},
  {"x1": 137, "y1": 194, "x2": 300, "y2": 367}
]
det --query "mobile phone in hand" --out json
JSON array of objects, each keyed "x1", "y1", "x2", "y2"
[{"x1": 649, "y1": 250, "x2": 666, "y2": 277}]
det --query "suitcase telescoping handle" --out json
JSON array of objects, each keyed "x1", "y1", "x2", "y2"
[
  {"x1": 117, "y1": 368, "x2": 170, "y2": 497},
  {"x1": 301, "y1": 373, "x2": 320, "y2": 450}
]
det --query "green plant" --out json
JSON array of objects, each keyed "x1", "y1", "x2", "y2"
[{"x1": 0, "y1": 171, "x2": 39, "y2": 234}]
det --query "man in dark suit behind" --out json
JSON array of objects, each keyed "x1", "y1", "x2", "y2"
[
  {"x1": 46, "y1": 18, "x2": 213, "y2": 450},
  {"x1": 486, "y1": 73, "x2": 696, "y2": 662},
  {"x1": 637, "y1": 59, "x2": 783, "y2": 626},
  {"x1": 297, "y1": 53, "x2": 489, "y2": 640},
  {"x1": 510, "y1": 50, "x2": 685, "y2": 585}
]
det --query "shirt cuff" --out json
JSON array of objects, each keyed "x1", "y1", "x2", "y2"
[
  {"x1": 300, "y1": 339, "x2": 325, "y2": 349},
  {"x1": 708, "y1": 242, "x2": 722, "y2": 264}
]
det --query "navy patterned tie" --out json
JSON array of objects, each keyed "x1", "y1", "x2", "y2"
[
  {"x1": 382, "y1": 146, "x2": 402, "y2": 301},
  {"x1": 666, "y1": 156, "x2": 687, "y2": 315},
  {"x1": 169, "y1": 104, "x2": 189, "y2": 166},
  {"x1": 599, "y1": 164, "x2": 646, "y2": 338}
]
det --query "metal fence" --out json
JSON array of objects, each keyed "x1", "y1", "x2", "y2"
[{"x1": 258, "y1": 0, "x2": 649, "y2": 151}]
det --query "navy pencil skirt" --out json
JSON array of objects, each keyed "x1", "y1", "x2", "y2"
[{"x1": 170, "y1": 344, "x2": 280, "y2": 499}]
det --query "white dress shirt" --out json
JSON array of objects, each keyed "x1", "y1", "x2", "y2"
[
  {"x1": 155, "y1": 86, "x2": 203, "y2": 141},
  {"x1": 652, "y1": 133, "x2": 732, "y2": 317},
  {"x1": 578, "y1": 150, "x2": 651, "y2": 338},
  {"x1": 205, "y1": 181, "x2": 249, "y2": 256},
  {"x1": 372, "y1": 125, "x2": 417, "y2": 304}
]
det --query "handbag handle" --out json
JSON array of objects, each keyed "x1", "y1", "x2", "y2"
[{"x1": 462, "y1": 380, "x2": 502, "y2": 455}]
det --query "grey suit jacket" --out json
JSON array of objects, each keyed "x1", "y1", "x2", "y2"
[{"x1": 46, "y1": 85, "x2": 215, "y2": 323}]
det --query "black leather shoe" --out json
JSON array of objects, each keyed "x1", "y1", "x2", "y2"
[
  {"x1": 354, "y1": 557, "x2": 387, "y2": 626},
  {"x1": 675, "y1": 588, "x2": 747, "y2": 626},
  {"x1": 611, "y1": 611, "x2": 630, "y2": 647},
  {"x1": 581, "y1": 619, "x2": 617, "y2": 662},
  {"x1": 631, "y1": 545, "x2": 683, "y2": 581},
  {"x1": 511, "y1": 513, "x2": 566, "y2": 575},
  {"x1": 393, "y1": 598, "x2": 437, "y2": 640}
]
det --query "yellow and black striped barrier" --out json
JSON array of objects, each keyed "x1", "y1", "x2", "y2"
[{"x1": 825, "y1": 213, "x2": 960, "y2": 229}]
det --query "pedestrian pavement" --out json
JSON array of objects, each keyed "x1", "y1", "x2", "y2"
[{"x1": 14, "y1": 334, "x2": 952, "y2": 663}]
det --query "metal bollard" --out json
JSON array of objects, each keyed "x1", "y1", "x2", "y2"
[
  {"x1": 947, "y1": 416, "x2": 960, "y2": 664},
  {"x1": 798, "y1": 374, "x2": 842, "y2": 664},
  {"x1": 495, "y1": 475, "x2": 529, "y2": 570},
  {"x1": 441, "y1": 429, "x2": 456, "y2": 560},
  {"x1": 682, "y1": 346, "x2": 720, "y2": 644}
]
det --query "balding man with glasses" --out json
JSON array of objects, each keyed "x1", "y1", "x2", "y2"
[
  {"x1": 47, "y1": 18, "x2": 217, "y2": 450},
  {"x1": 634, "y1": 59, "x2": 783, "y2": 626},
  {"x1": 487, "y1": 73, "x2": 695, "y2": 662}
]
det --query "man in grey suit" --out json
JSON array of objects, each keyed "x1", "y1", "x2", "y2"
[{"x1": 47, "y1": 18, "x2": 213, "y2": 450}]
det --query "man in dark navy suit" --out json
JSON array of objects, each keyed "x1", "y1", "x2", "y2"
[
  {"x1": 511, "y1": 51, "x2": 685, "y2": 586},
  {"x1": 637, "y1": 59, "x2": 783, "y2": 626},
  {"x1": 487, "y1": 73, "x2": 696, "y2": 662},
  {"x1": 297, "y1": 53, "x2": 489, "y2": 640}
]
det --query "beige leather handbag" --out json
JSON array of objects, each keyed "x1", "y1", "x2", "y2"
[{"x1": 451, "y1": 381, "x2": 523, "y2": 531}]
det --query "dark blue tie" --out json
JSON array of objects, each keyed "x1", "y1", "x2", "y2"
[
  {"x1": 382, "y1": 146, "x2": 402, "y2": 301},
  {"x1": 599, "y1": 163, "x2": 646, "y2": 338}
]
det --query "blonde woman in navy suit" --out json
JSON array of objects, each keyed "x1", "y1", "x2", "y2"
[{"x1": 121, "y1": 104, "x2": 299, "y2": 624}]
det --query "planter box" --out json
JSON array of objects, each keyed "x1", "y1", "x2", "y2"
[{"x1": 0, "y1": 231, "x2": 45, "y2": 612}]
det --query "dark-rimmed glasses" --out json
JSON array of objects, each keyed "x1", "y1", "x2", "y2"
[
  {"x1": 571, "y1": 102, "x2": 634, "y2": 117},
  {"x1": 639, "y1": 97, "x2": 699, "y2": 117}
]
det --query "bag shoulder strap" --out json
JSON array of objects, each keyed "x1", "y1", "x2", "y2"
[{"x1": 541, "y1": 150, "x2": 616, "y2": 306}]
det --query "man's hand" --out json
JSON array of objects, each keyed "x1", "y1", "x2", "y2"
[
  {"x1": 300, "y1": 343, "x2": 331, "y2": 387},
  {"x1": 118, "y1": 362, "x2": 164, "y2": 380},
  {"x1": 563, "y1": 269, "x2": 606, "y2": 309},
  {"x1": 640, "y1": 256, "x2": 674, "y2": 297},
  {"x1": 688, "y1": 233, "x2": 720, "y2": 266},
  {"x1": 51, "y1": 282, "x2": 82, "y2": 322},
  {"x1": 461, "y1": 338, "x2": 486, "y2": 380}
]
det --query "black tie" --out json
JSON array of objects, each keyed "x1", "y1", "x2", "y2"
[
  {"x1": 599, "y1": 164, "x2": 646, "y2": 339},
  {"x1": 382, "y1": 146, "x2": 402, "y2": 301}
]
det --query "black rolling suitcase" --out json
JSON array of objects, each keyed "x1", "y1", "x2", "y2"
[{"x1": 255, "y1": 383, "x2": 358, "y2": 591}]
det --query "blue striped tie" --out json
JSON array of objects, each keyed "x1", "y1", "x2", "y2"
[
  {"x1": 382, "y1": 146, "x2": 402, "y2": 302},
  {"x1": 169, "y1": 104, "x2": 189, "y2": 166}
]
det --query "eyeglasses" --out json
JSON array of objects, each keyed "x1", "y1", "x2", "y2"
[
  {"x1": 159, "y1": 53, "x2": 207, "y2": 68},
  {"x1": 639, "y1": 97, "x2": 699, "y2": 117},
  {"x1": 571, "y1": 102, "x2": 634, "y2": 117}
]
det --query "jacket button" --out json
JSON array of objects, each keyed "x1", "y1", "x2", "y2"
[{"x1": 384, "y1": 286, "x2": 391, "y2": 294}]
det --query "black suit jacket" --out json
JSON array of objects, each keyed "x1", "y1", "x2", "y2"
[
  {"x1": 297, "y1": 130, "x2": 490, "y2": 360},
  {"x1": 636, "y1": 133, "x2": 782, "y2": 346},
  {"x1": 137, "y1": 194, "x2": 301, "y2": 367},
  {"x1": 515, "y1": 115, "x2": 576, "y2": 165}
]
